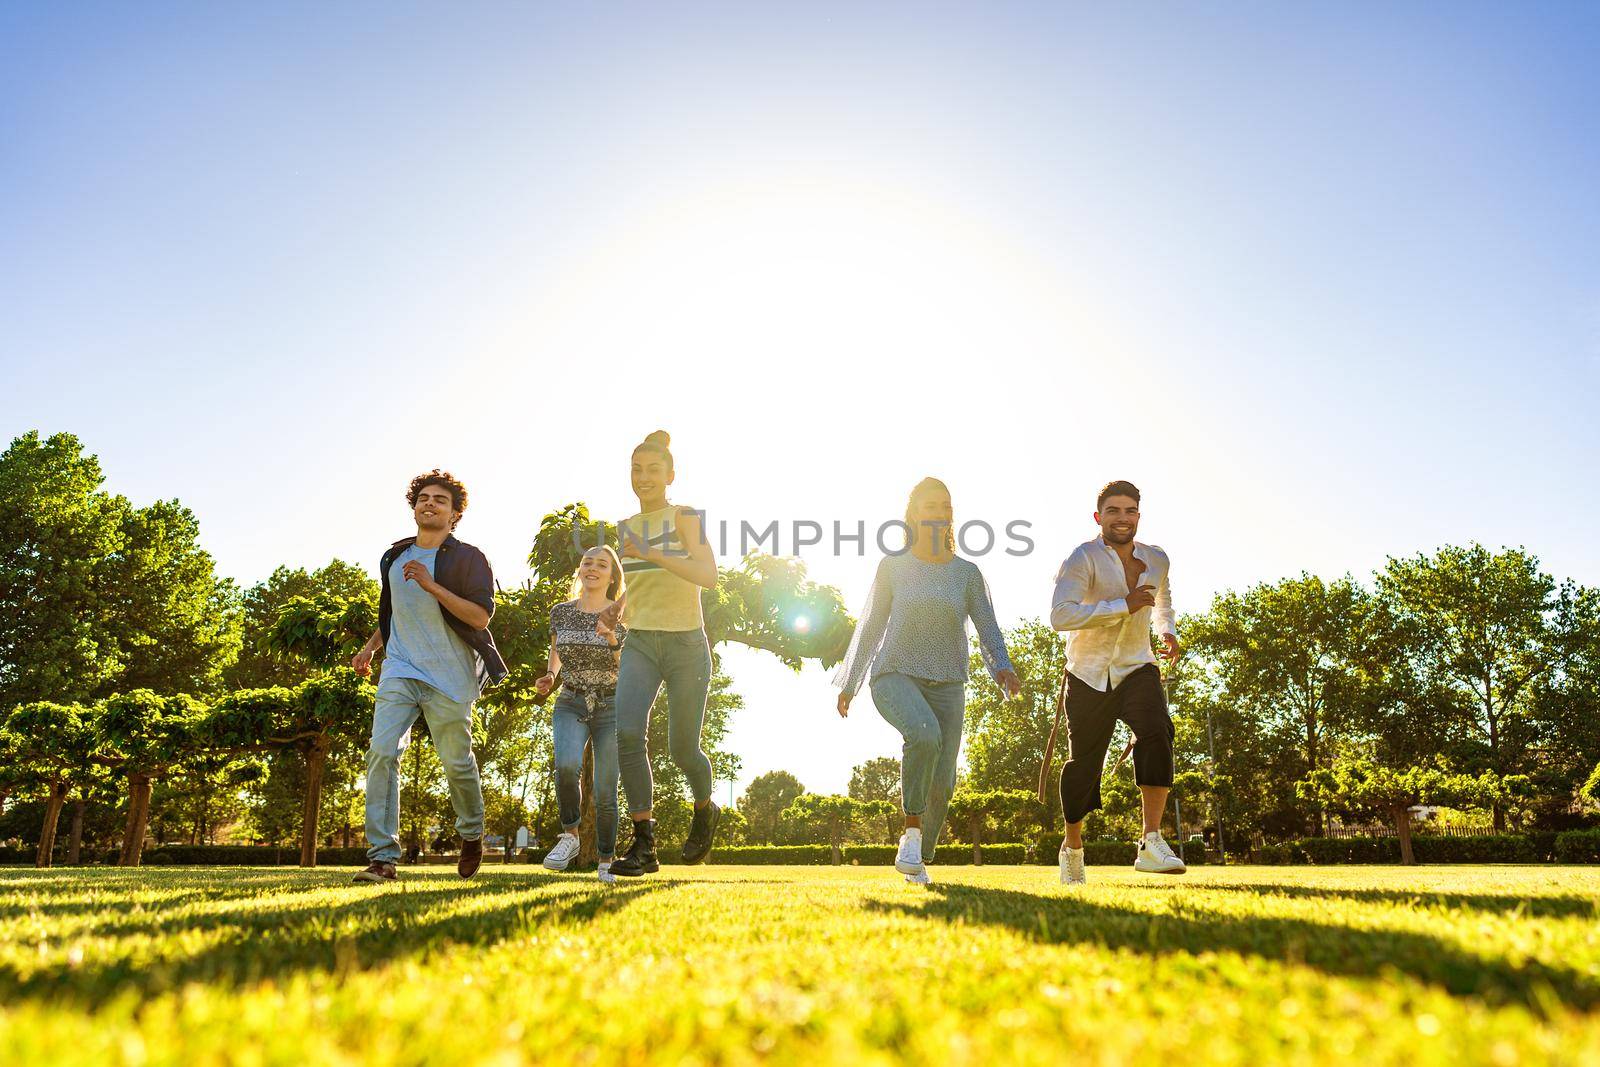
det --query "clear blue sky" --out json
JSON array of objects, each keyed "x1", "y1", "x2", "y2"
[{"x1": 5, "y1": 3, "x2": 1598, "y2": 797}]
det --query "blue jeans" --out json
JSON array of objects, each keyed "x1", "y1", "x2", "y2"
[
  {"x1": 552, "y1": 688, "x2": 621, "y2": 859},
  {"x1": 365, "y1": 675, "x2": 484, "y2": 863},
  {"x1": 870, "y1": 672, "x2": 965, "y2": 862},
  {"x1": 615, "y1": 628, "x2": 714, "y2": 816}
]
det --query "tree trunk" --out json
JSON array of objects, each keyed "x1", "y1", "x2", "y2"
[
  {"x1": 36, "y1": 780, "x2": 68, "y2": 868},
  {"x1": 299, "y1": 738, "x2": 330, "y2": 867},
  {"x1": 831, "y1": 838, "x2": 842, "y2": 865},
  {"x1": 578, "y1": 739, "x2": 597, "y2": 866},
  {"x1": 973, "y1": 823, "x2": 983, "y2": 866},
  {"x1": 1395, "y1": 804, "x2": 1416, "y2": 866},
  {"x1": 67, "y1": 799, "x2": 86, "y2": 865},
  {"x1": 120, "y1": 775, "x2": 153, "y2": 866}
]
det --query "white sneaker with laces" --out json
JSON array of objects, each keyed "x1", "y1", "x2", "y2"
[
  {"x1": 1133, "y1": 831, "x2": 1187, "y2": 874},
  {"x1": 597, "y1": 860, "x2": 616, "y2": 884},
  {"x1": 542, "y1": 832, "x2": 581, "y2": 871},
  {"x1": 1060, "y1": 846, "x2": 1087, "y2": 886},
  {"x1": 904, "y1": 869, "x2": 931, "y2": 885},
  {"x1": 894, "y1": 829, "x2": 926, "y2": 876}
]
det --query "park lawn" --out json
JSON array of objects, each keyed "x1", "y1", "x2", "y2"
[{"x1": 1, "y1": 864, "x2": 1598, "y2": 1066}]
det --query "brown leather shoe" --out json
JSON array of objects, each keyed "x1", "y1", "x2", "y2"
[
  {"x1": 458, "y1": 837, "x2": 483, "y2": 879},
  {"x1": 352, "y1": 862, "x2": 397, "y2": 884}
]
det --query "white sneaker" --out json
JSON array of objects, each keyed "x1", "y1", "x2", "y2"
[
  {"x1": 1133, "y1": 831, "x2": 1187, "y2": 874},
  {"x1": 904, "y1": 869, "x2": 931, "y2": 885},
  {"x1": 597, "y1": 860, "x2": 616, "y2": 884},
  {"x1": 1059, "y1": 846, "x2": 1086, "y2": 886},
  {"x1": 542, "y1": 832, "x2": 580, "y2": 871},
  {"x1": 894, "y1": 829, "x2": 926, "y2": 876}
]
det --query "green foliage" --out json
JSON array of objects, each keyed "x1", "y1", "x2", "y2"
[
  {"x1": 946, "y1": 789, "x2": 1041, "y2": 861},
  {"x1": 1298, "y1": 758, "x2": 1497, "y2": 823},
  {"x1": 738, "y1": 770, "x2": 806, "y2": 845},
  {"x1": 227, "y1": 561, "x2": 377, "y2": 690},
  {"x1": 780, "y1": 793, "x2": 894, "y2": 856},
  {"x1": 94, "y1": 691, "x2": 205, "y2": 774},
  {"x1": 1553, "y1": 828, "x2": 1600, "y2": 863},
  {"x1": 704, "y1": 554, "x2": 854, "y2": 669},
  {"x1": 0, "y1": 431, "x2": 239, "y2": 707},
  {"x1": 265, "y1": 592, "x2": 378, "y2": 671},
  {"x1": 963, "y1": 619, "x2": 1065, "y2": 833}
]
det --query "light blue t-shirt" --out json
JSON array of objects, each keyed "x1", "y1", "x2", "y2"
[{"x1": 384, "y1": 544, "x2": 481, "y2": 704}]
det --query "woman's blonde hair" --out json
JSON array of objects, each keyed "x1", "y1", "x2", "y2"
[
  {"x1": 905, "y1": 477, "x2": 956, "y2": 553},
  {"x1": 569, "y1": 545, "x2": 627, "y2": 601}
]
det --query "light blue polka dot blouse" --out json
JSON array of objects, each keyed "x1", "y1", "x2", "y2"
[{"x1": 833, "y1": 553, "x2": 1014, "y2": 696}]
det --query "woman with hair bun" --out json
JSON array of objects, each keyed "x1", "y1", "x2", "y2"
[
  {"x1": 833, "y1": 477, "x2": 1022, "y2": 884},
  {"x1": 606, "y1": 430, "x2": 722, "y2": 877}
]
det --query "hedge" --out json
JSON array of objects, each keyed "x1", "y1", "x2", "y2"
[
  {"x1": 0, "y1": 845, "x2": 375, "y2": 867},
  {"x1": 514, "y1": 842, "x2": 1207, "y2": 867},
  {"x1": 1266, "y1": 833, "x2": 1561, "y2": 865},
  {"x1": 1554, "y1": 828, "x2": 1600, "y2": 863}
]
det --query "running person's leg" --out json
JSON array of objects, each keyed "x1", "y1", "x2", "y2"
[
  {"x1": 611, "y1": 633, "x2": 665, "y2": 877},
  {"x1": 1057, "y1": 672, "x2": 1119, "y2": 843},
  {"x1": 916, "y1": 678, "x2": 966, "y2": 864},
  {"x1": 357, "y1": 676, "x2": 423, "y2": 881},
  {"x1": 417, "y1": 681, "x2": 485, "y2": 877},
  {"x1": 546, "y1": 693, "x2": 590, "y2": 871},
  {"x1": 662, "y1": 629, "x2": 720, "y2": 862},
  {"x1": 614, "y1": 634, "x2": 664, "y2": 817},
  {"x1": 871, "y1": 672, "x2": 943, "y2": 877},
  {"x1": 589, "y1": 695, "x2": 621, "y2": 868},
  {"x1": 1117, "y1": 664, "x2": 1184, "y2": 873}
]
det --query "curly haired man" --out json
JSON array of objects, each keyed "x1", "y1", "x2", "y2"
[{"x1": 351, "y1": 470, "x2": 508, "y2": 884}]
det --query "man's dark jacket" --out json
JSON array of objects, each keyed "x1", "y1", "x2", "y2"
[{"x1": 378, "y1": 533, "x2": 508, "y2": 688}]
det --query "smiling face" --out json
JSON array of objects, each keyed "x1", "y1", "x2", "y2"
[
  {"x1": 631, "y1": 448, "x2": 674, "y2": 508},
  {"x1": 1095, "y1": 494, "x2": 1140, "y2": 545},
  {"x1": 577, "y1": 547, "x2": 615, "y2": 593},
  {"x1": 907, "y1": 483, "x2": 954, "y2": 552},
  {"x1": 411, "y1": 483, "x2": 460, "y2": 533}
]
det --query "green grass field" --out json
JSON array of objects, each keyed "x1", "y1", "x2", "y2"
[{"x1": 2, "y1": 863, "x2": 1598, "y2": 1066}]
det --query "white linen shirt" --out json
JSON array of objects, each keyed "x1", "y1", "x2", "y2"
[{"x1": 1049, "y1": 538, "x2": 1177, "y2": 692}]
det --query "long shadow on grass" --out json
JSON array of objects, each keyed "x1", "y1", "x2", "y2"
[
  {"x1": 1202, "y1": 882, "x2": 1600, "y2": 920},
  {"x1": 864, "y1": 884, "x2": 1600, "y2": 1015},
  {"x1": 1, "y1": 871, "x2": 687, "y2": 1009}
]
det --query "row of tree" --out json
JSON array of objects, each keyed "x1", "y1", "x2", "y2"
[
  {"x1": 0, "y1": 432, "x2": 855, "y2": 866},
  {"x1": 5, "y1": 430, "x2": 1596, "y2": 867}
]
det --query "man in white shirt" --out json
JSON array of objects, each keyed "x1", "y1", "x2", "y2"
[{"x1": 1047, "y1": 480, "x2": 1185, "y2": 886}]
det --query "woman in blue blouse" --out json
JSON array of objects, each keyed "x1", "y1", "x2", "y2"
[{"x1": 834, "y1": 477, "x2": 1022, "y2": 883}]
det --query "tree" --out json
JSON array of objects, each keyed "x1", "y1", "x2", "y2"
[
  {"x1": 1183, "y1": 575, "x2": 1390, "y2": 835},
  {"x1": 945, "y1": 789, "x2": 1039, "y2": 864},
  {"x1": 96, "y1": 497, "x2": 241, "y2": 697},
  {"x1": 739, "y1": 771, "x2": 806, "y2": 845},
  {"x1": 848, "y1": 756, "x2": 902, "y2": 843},
  {"x1": 1377, "y1": 545, "x2": 1560, "y2": 829},
  {"x1": 0, "y1": 431, "x2": 240, "y2": 708},
  {"x1": 780, "y1": 793, "x2": 892, "y2": 864},
  {"x1": 0, "y1": 431, "x2": 127, "y2": 707},
  {"x1": 94, "y1": 690, "x2": 204, "y2": 866},
  {"x1": 3, "y1": 702, "x2": 96, "y2": 867},
  {"x1": 963, "y1": 619, "x2": 1066, "y2": 841},
  {"x1": 205, "y1": 671, "x2": 373, "y2": 866},
  {"x1": 227, "y1": 561, "x2": 377, "y2": 690},
  {"x1": 1297, "y1": 756, "x2": 1497, "y2": 865}
]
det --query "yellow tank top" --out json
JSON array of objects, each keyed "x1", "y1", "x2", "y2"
[{"x1": 617, "y1": 505, "x2": 705, "y2": 632}]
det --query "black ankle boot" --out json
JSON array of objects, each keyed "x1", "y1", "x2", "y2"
[
  {"x1": 682, "y1": 800, "x2": 721, "y2": 864},
  {"x1": 610, "y1": 819, "x2": 659, "y2": 877}
]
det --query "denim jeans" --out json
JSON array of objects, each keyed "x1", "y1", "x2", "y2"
[
  {"x1": 615, "y1": 628, "x2": 714, "y2": 815},
  {"x1": 552, "y1": 688, "x2": 621, "y2": 859},
  {"x1": 870, "y1": 672, "x2": 965, "y2": 862},
  {"x1": 365, "y1": 674, "x2": 484, "y2": 863}
]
